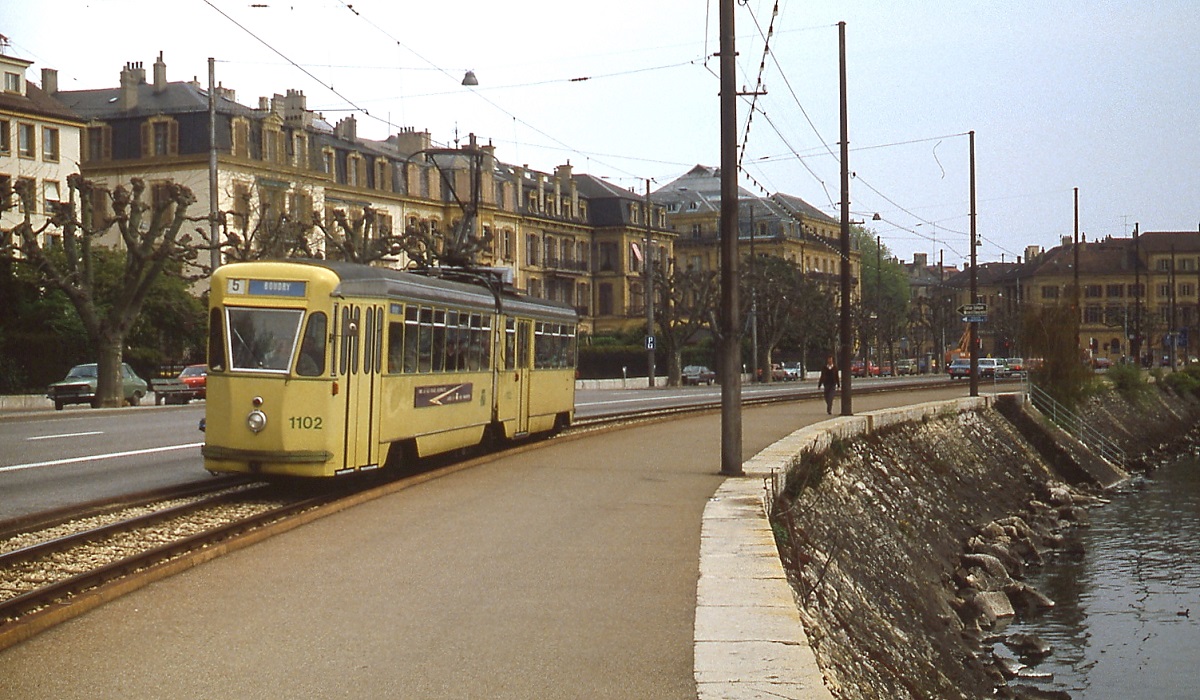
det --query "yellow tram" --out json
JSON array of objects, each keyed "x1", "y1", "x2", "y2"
[{"x1": 201, "y1": 260, "x2": 577, "y2": 478}]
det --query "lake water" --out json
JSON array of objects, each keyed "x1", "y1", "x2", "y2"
[{"x1": 1004, "y1": 456, "x2": 1200, "y2": 698}]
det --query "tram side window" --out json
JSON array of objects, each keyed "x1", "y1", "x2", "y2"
[
  {"x1": 417, "y1": 308, "x2": 434, "y2": 372},
  {"x1": 517, "y1": 320, "x2": 531, "y2": 369},
  {"x1": 208, "y1": 308, "x2": 225, "y2": 371},
  {"x1": 432, "y1": 310, "x2": 447, "y2": 372},
  {"x1": 533, "y1": 322, "x2": 577, "y2": 369},
  {"x1": 404, "y1": 307, "x2": 420, "y2": 373},
  {"x1": 505, "y1": 318, "x2": 517, "y2": 370},
  {"x1": 388, "y1": 319, "x2": 404, "y2": 374},
  {"x1": 467, "y1": 313, "x2": 490, "y2": 370},
  {"x1": 297, "y1": 312, "x2": 327, "y2": 376},
  {"x1": 445, "y1": 311, "x2": 464, "y2": 371}
]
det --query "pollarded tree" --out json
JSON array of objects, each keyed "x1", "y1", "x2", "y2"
[
  {"x1": 743, "y1": 254, "x2": 809, "y2": 382},
  {"x1": 653, "y1": 259, "x2": 719, "y2": 386},
  {"x1": 3, "y1": 175, "x2": 199, "y2": 407}
]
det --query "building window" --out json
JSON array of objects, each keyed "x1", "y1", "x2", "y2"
[
  {"x1": 527, "y1": 234, "x2": 540, "y2": 266},
  {"x1": 1106, "y1": 284, "x2": 1124, "y2": 298},
  {"x1": 1182, "y1": 283, "x2": 1196, "y2": 298},
  {"x1": 1129, "y1": 283, "x2": 1145, "y2": 298},
  {"x1": 86, "y1": 125, "x2": 112, "y2": 162},
  {"x1": 1084, "y1": 284, "x2": 1102, "y2": 298},
  {"x1": 1084, "y1": 305, "x2": 1102, "y2": 324},
  {"x1": 1182, "y1": 259, "x2": 1196, "y2": 272},
  {"x1": 43, "y1": 180, "x2": 61, "y2": 212},
  {"x1": 142, "y1": 118, "x2": 178, "y2": 157},
  {"x1": 17, "y1": 123, "x2": 35, "y2": 158},
  {"x1": 598, "y1": 283, "x2": 613, "y2": 316},
  {"x1": 232, "y1": 119, "x2": 250, "y2": 158},
  {"x1": 1156, "y1": 259, "x2": 1171, "y2": 272},
  {"x1": 40, "y1": 127, "x2": 59, "y2": 162},
  {"x1": 3, "y1": 72, "x2": 20, "y2": 93},
  {"x1": 0, "y1": 119, "x2": 9, "y2": 154},
  {"x1": 502, "y1": 229, "x2": 513, "y2": 260},
  {"x1": 1041, "y1": 286, "x2": 1060, "y2": 300},
  {"x1": 16, "y1": 177, "x2": 35, "y2": 213},
  {"x1": 1158, "y1": 283, "x2": 1172, "y2": 297}
]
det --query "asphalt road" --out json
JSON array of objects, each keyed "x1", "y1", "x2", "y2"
[{"x1": 0, "y1": 383, "x2": 974, "y2": 699}]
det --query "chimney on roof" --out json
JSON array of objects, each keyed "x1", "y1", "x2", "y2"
[
  {"x1": 913, "y1": 252, "x2": 928, "y2": 268},
  {"x1": 1025, "y1": 245, "x2": 1042, "y2": 262},
  {"x1": 389, "y1": 126, "x2": 430, "y2": 154},
  {"x1": 40, "y1": 67, "x2": 57, "y2": 95},
  {"x1": 153, "y1": 52, "x2": 167, "y2": 94},
  {"x1": 119, "y1": 61, "x2": 143, "y2": 110},
  {"x1": 335, "y1": 115, "x2": 357, "y2": 141}
]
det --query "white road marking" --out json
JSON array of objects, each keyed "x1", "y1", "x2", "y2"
[
  {"x1": 0, "y1": 442, "x2": 204, "y2": 474},
  {"x1": 27, "y1": 431, "x2": 103, "y2": 441}
]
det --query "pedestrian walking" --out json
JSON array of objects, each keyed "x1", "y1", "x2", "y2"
[{"x1": 818, "y1": 355, "x2": 839, "y2": 415}]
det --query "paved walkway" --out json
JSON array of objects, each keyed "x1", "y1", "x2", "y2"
[{"x1": 0, "y1": 385, "x2": 971, "y2": 699}]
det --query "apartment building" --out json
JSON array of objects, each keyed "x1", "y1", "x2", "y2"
[{"x1": 0, "y1": 42, "x2": 85, "y2": 248}]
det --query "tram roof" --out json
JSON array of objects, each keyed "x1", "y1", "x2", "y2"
[{"x1": 293, "y1": 260, "x2": 577, "y2": 323}]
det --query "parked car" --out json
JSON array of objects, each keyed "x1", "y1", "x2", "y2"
[
  {"x1": 1092, "y1": 356, "x2": 1113, "y2": 370},
  {"x1": 850, "y1": 360, "x2": 879, "y2": 378},
  {"x1": 47, "y1": 362, "x2": 148, "y2": 410},
  {"x1": 894, "y1": 359, "x2": 918, "y2": 376},
  {"x1": 780, "y1": 362, "x2": 804, "y2": 380},
  {"x1": 977, "y1": 358, "x2": 1002, "y2": 378},
  {"x1": 947, "y1": 359, "x2": 972, "y2": 379},
  {"x1": 682, "y1": 365, "x2": 716, "y2": 385},
  {"x1": 947, "y1": 358, "x2": 1002, "y2": 379},
  {"x1": 179, "y1": 364, "x2": 208, "y2": 399},
  {"x1": 1003, "y1": 357, "x2": 1026, "y2": 376}
]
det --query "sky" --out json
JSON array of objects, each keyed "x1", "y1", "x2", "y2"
[{"x1": 3, "y1": 1, "x2": 1197, "y2": 268}]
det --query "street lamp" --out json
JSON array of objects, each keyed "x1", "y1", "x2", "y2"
[{"x1": 461, "y1": 70, "x2": 479, "y2": 86}]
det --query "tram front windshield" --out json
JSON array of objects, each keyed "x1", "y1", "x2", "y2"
[{"x1": 227, "y1": 307, "x2": 304, "y2": 372}]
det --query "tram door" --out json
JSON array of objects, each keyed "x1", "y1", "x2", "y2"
[
  {"x1": 515, "y1": 319, "x2": 533, "y2": 435},
  {"x1": 338, "y1": 304, "x2": 384, "y2": 471}
]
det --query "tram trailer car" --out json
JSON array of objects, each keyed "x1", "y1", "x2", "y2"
[{"x1": 201, "y1": 260, "x2": 577, "y2": 478}]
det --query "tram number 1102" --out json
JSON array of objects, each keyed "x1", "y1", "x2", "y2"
[{"x1": 288, "y1": 416, "x2": 324, "y2": 430}]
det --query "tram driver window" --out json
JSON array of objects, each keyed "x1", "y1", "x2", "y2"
[
  {"x1": 227, "y1": 307, "x2": 303, "y2": 372},
  {"x1": 297, "y1": 312, "x2": 327, "y2": 376}
]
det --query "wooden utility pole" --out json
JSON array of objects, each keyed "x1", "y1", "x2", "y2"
[
  {"x1": 969, "y1": 130, "x2": 978, "y2": 398},
  {"x1": 838, "y1": 21, "x2": 853, "y2": 415},
  {"x1": 644, "y1": 178, "x2": 656, "y2": 389},
  {"x1": 718, "y1": 0, "x2": 743, "y2": 475}
]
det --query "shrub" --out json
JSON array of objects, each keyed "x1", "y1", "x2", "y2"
[{"x1": 1105, "y1": 362, "x2": 1154, "y2": 403}]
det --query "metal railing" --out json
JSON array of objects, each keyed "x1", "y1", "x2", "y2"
[{"x1": 1027, "y1": 381, "x2": 1126, "y2": 468}]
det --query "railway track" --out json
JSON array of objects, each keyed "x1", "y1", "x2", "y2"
[{"x1": 0, "y1": 479, "x2": 346, "y2": 648}]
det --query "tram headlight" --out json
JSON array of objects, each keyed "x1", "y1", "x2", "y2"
[{"x1": 246, "y1": 409, "x2": 268, "y2": 434}]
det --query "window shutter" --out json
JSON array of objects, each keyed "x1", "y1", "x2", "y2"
[
  {"x1": 141, "y1": 122, "x2": 151, "y2": 158},
  {"x1": 169, "y1": 121, "x2": 179, "y2": 156}
]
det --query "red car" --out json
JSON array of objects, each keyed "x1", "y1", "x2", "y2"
[{"x1": 179, "y1": 364, "x2": 207, "y2": 400}]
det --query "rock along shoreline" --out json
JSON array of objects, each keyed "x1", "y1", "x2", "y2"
[{"x1": 771, "y1": 387, "x2": 1200, "y2": 700}]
